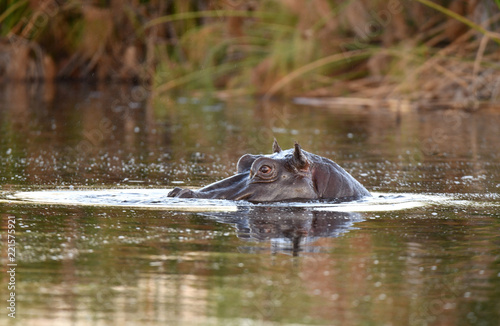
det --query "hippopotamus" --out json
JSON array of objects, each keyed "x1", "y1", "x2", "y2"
[{"x1": 167, "y1": 140, "x2": 370, "y2": 202}]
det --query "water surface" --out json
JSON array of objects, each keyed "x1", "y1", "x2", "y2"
[{"x1": 1, "y1": 83, "x2": 499, "y2": 325}]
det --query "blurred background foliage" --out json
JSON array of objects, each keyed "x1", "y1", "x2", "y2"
[{"x1": 1, "y1": 0, "x2": 500, "y2": 102}]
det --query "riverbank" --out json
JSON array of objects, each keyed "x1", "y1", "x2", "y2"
[{"x1": 1, "y1": 0, "x2": 500, "y2": 107}]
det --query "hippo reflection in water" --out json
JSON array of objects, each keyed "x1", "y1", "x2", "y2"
[
  {"x1": 203, "y1": 208, "x2": 366, "y2": 255},
  {"x1": 168, "y1": 140, "x2": 370, "y2": 202}
]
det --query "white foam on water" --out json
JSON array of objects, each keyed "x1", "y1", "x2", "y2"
[
  {"x1": 247, "y1": 192, "x2": 445, "y2": 212},
  {"x1": 4, "y1": 189, "x2": 238, "y2": 212},
  {"x1": 314, "y1": 201, "x2": 429, "y2": 212},
  {"x1": 312, "y1": 192, "x2": 443, "y2": 212},
  {"x1": 0, "y1": 189, "x2": 490, "y2": 212}
]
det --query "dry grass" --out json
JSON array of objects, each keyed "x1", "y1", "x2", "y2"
[{"x1": 1, "y1": 0, "x2": 500, "y2": 106}]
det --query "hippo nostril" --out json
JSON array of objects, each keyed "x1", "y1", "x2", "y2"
[{"x1": 167, "y1": 187, "x2": 183, "y2": 197}]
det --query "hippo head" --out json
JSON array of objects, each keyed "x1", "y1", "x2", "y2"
[
  {"x1": 227, "y1": 140, "x2": 318, "y2": 201},
  {"x1": 168, "y1": 140, "x2": 370, "y2": 202}
]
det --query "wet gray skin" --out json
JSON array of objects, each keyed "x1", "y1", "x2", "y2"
[{"x1": 167, "y1": 140, "x2": 371, "y2": 202}]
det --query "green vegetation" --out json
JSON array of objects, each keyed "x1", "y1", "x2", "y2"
[
  {"x1": 1, "y1": 0, "x2": 500, "y2": 104},
  {"x1": 0, "y1": 0, "x2": 29, "y2": 36}
]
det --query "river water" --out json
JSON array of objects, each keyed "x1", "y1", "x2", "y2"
[{"x1": 0, "y1": 83, "x2": 499, "y2": 326}]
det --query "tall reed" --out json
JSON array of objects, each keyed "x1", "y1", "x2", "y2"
[{"x1": 1, "y1": 0, "x2": 499, "y2": 104}]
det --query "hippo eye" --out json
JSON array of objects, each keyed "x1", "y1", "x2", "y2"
[
  {"x1": 250, "y1": 159, "x2": 277, "y2": 181},
  {"x1": 259, "y1": 165, "x2": 272, "y2": 174}
]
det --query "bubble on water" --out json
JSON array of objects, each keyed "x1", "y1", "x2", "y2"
[
  {"x1": 467, "y1": 312, "x2": 477, "y2": 323},
  {"x1": 129, "y1": 102, "x2": 141, "y2": 109},
  {"x1": 177, "y1": 97, "x2": 188, "y2": 104},
  {"x1": 202, "y1": 104, "x2": 223, "y2": 112},
  {"x1": 444, "y1": 302, "x2": 455, "y2": 310}
]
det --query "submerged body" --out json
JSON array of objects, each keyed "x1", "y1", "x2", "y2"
[{"x1": 168, "y1": 140, "x2": 370, "y2": 203}]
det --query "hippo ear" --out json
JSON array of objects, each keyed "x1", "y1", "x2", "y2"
[
  {"x1": 237, "y1": 154, "x2": 258, "y2": 173},
  {"x1": 292, "y1": 142, "x2": 309, "y2": 170},
  {"x1": 272, "y1": 138, "x2": 282, "y2": 153}
]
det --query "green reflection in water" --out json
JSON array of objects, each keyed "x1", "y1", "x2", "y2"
[{"x1": 0, "y1": 84, "x2": 500, "y2": 325}]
